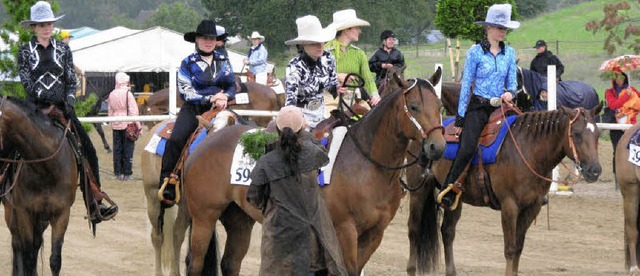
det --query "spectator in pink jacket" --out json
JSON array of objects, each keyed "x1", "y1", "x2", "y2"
[{"x1": 107, "y1": 72, "x2": 142, "y2": 181}]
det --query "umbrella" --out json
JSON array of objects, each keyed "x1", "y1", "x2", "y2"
[{"x1": 599, "y1": 55, "x2": 640, "y2": 72}]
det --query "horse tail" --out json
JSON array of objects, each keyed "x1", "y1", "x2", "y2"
[
  {"x1": 160, "y1": 206, "x2": 178, "y2": 272},
  {"x1": 201, "y1": 228, "x2": 219, "y2": 276},
  {"x1": 410, "y1": 174, "x2": 441, "y2": 274}
]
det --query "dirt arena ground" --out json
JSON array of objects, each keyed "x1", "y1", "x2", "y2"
[{"x1": 0, "y1": 128, "x2": 629, "y2": 275}]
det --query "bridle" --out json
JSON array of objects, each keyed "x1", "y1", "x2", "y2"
[
  {"x1": 347, "y1": 78, "x2": 444, "y2": 170},
  {"x1": 503, "y1": 104, "x2": 585, "y2": 184},
  {"x1": 0, "y1": 96, "x2": 71, "y2": 164}
]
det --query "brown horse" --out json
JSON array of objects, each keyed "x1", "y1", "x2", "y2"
[
  {"x1": 181, "y1": 69, "x2": 446, "y2": 275},
  {"x1": 140, "y1": 110, "x2": 240, "y2": 276},
  {"x1": 0, "y1": 97, "x2": 77, "y2": 275},
  {"x1": 405, "y1": 104, "x2": 603, "y2": 276},
  {"x1": 615, "y1": 123, "x2": 640, "y2": 275},
  {"x1": 139, "y1": 79, "x2": 284, "y2": 128}
]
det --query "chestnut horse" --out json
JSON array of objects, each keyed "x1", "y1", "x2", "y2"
[
  {"x1": 0, "y1": 96, "x2": 77, "y2": 275},
  {"x1": 139, "y1": 79, "x2": 284, "y2": 128},
  {"x1": 615, "y1": 123, "x2": 640, "y2": 275},
  {"x1": 181, "y1": 69, "x2": 446, "y2": 275},
  {"x1": 405, "y1": 104, "x2": 603, "y2": 276},
  {"x1": 140, "y1": 110, "x2": 240, "y2": 276}
]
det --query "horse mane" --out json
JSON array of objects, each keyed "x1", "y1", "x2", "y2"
[
  {"x1": 509, "y1": 109, "x2": 569, "y2": 141},
  {"x1": 4, "y1": 96, "x2": 53, "y2": 129}
]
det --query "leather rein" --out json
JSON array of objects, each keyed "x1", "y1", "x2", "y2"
[{"x1": 502, "y1": 103, "x2": 584, "y2": 185}]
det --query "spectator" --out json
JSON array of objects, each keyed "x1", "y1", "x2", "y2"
[
  {"x1": 605, "y1": 69, "x2": 640, "y2": 179},
  {"x1": 284, "y1": 15, "x2": 347, "y2": 129},
  {"x1": 215, "y1": 25, "x2": 229, "y2": 58},
  {"x1": 439, "y1": 4, "x2": 519, "y2": 210},
  {"x1": 244, "y1": 31, "x2": 268, "y2": 76},
  {"x1": 368, "y1": 30, "x2": 405, "y2": 86},
  {"x1": 17, "y1": 1, "x2": 117, "y2": 222},
  {"x1": 530, "y1": 39, "x2": 564, "y2": 81},
  {"x1": 325, "y1": 9, "x2": 380, "y2": 107},
  {"x1": 107, "y1": 72, "x2": 142, "y2": 181},
  {"x1": 247, "y1": 106, "x2": 347, "y2": 276}
]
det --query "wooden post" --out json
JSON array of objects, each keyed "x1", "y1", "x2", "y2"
[
  {"x1": 454, "y1": 39, "x2": 461, "y2": 82},
  {"x1": 447, "y1": 38, "x2": 455, "y2": 81}
]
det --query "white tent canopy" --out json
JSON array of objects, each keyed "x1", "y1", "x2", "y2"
[{"x1": 72, "y1": 26, "x2": 272, "y2": 73}]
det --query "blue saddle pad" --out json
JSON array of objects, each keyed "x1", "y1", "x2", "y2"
[
  {"x1": 153, "y1": 121, "x2": 214, "y2": 157},
  {"x1": 443, "y1": 115, "x2": 517, "y2": 165},
  {"x1": 628, "y1": 128, "x2": 640, "y2": 149}
]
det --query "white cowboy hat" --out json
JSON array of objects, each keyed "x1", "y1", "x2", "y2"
[
  {"x1": 20, "y1": 1, "x2": 65, "y2": 29},
  {"x1": 473, "y1": 4, "x2": 520, "y2": 30},
  {"x1": 285, "y1": 15, "x2": 336, "y2": 46},
  {"x1": 329, "y1": 9, "x2": 370, "y2": 31},
  {"x1": 247, "y1": 31, "x2": 265, "y2": 42}
]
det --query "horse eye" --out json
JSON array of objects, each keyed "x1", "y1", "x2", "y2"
[
  {"x1": 410, "y1": 104, "x2": 420, "y2": 112},
  {"x1": 573, "y1": 132, "x2": 583, "y2": 144}
]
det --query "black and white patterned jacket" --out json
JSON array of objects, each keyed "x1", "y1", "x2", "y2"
[
  {"x1": 18, "y1": 37, "x2": 76, "y2": 105},
  {"x1": 285, "y1": 51, "x2": 339, "y2": 107}
]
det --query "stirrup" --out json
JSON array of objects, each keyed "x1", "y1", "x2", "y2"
[
  {"x1": 436, "y1": 183, "x2": 463, "y2": 211},
  {"x1": 157, "y1": 174, "x2": 181, "y2": 204}
]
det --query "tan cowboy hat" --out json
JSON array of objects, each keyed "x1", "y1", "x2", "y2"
[
  {"x1": 247, "y1": 31, "x2": 265, "y2": 42},
  {"x1": 20, "y1": 1, "x2": 65, "y2": 28},
  {"x1": 285, "y1": 15, "x2": 336, "y2": 46},
  {"x1": 473, "y1": 4, "x2": 520, "y2": 30},
  {"x1": 329, "y1": 9, "x2": 370, "y2": 31}
]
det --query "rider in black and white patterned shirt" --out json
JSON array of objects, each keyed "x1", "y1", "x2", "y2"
[{"x1": 284, "y1": 15, "x2": 347, "y2": 129}]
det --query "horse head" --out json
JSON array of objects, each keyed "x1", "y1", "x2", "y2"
[
  {"x1": 392, "y1": 67, "x2": 446, "y2": 160},
  {"x1": 560, "y1": 102, "x2": 603, "y2": 182},
  {"x1": 379, "y1": 65, "x2": 407, "y2": 98}
]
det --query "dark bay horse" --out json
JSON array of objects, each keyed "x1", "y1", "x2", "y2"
[
  {"x1": 614, "y1": 123, "x2": 640, "y2": 275},
  {"x1": 139, "y1": 79, "x2": 284, "y2": 128},
  {"x1": 0, "y1": 96, "x2": 77, "y2": 275},
  {"x1": 406, "y1": 104, "x2": 603, "y2": 276},
  {"x1": 140, "y1": 110, "x2": 240, "y2": 275},
  {"x1": 181, "y1": 69, "x2": 446, "y2": 275}
]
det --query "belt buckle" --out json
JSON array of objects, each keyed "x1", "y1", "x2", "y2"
[{"x1": 306, "y1": 99, "x2": 322, "y2": 111}]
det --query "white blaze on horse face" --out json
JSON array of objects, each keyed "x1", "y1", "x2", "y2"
[{"x1": 586, "y1": 123, "x2": 595, "y2": 133}]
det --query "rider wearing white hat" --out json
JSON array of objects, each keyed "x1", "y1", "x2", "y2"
[
  {"x1": 325, "y1": 9, "x2": 380, "y2": 108},
  {"x1": 244, "y1": 31, "x2": 268, "y2": 75},
  {"x1": 284, "y1": 15, "x2": 347, "y2": 129}
]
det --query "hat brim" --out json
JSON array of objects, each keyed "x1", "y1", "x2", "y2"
[
  {"x1": 330, "y1": 19, "x2": 370, "y2": 31},
  {"x1": 247, "y1": 36, "x2": 265, "y2": 42},
  {"x1": 20, "y1": 15, "x2": 65, "y2": 29},
  {"x1": 473, "y1": 20, "x2": 520, "y2": 30},
  {"x1": 184, "y1": 32, "x2": 216, "y2": 43},
  {"x1": 285, "y1": 26, "x2": 336, "y2": 46}
]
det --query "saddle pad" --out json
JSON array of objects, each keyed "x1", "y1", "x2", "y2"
[
  {"x1": 627, "y1": 128, "x2": 640, "y2": 166},
  {"x1": 443, "y1": 115, "x2": 517, "y2": 165},
  {"x1": 230, "y1": 127, "x2": 348, "y2": 186}
]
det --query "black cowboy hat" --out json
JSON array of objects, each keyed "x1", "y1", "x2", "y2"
[{"x1": 184, "y1": 19, "x2": 217, "y2": 43}]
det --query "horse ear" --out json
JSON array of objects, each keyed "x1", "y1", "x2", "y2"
[
  {"x1": 400, "y1": 64, "x2": 407, "y2": 74},
  {"x1": 591, "y1": 101, "x2": 604, "y2": 117},
  {"x1": 393, "y1": 72, "x2": 410, "y2": 89},
  {"x1": 429, "y1": 66, "x2": 442, "y2": 87}
]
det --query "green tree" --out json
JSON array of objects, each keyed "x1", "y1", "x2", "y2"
[
  {"x1": 515, "y1": 0, "x2": 547, "y2": 18},
  {"x1": 142, "y1": 2, "x2": 203, "y2": 33},
  {"x1": 585, "y1": 1, "x2": 640, "y2": 55}
]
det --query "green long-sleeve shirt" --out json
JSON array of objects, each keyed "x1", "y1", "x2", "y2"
[{"x1": 325, "y1": 39, "x2": 378, "y2": 97}]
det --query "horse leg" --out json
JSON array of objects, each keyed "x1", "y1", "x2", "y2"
[
  {"x1": 145, "y1": 185, "x2": 166, "y2": 276},
  {"x1": 441, "y1": 205, "x2": 463, "y2": 276},
  {"x1": 356, "y1": 222, "x2": 391, "y2": 274},
  {"x1": 335, "y1": 222, "x2": 359, "y2": 276},
  {"x1": 188, "y1": 207, "x2": 223, "y2": 275},
  {"x1": 49, "y1": 208, "x2": 71, "y2": 276},
  {"x1": 219, "y1": 203, "x2": 256, "y2": 275},
  {"x1": 500, "y1": 198, "x2": 520, "y2": 276},
  {"x1": 93, "y1": 122, "x2": 112, "y2": 153},
  {"x1": 9, "y1": 208, "x2": 40, "y2": 275},
  {"x1": 170, "y1": 203, "x2": 191, "y2": 276},
  {"x1": 512, "y1": 203, "x2": 542, "y2": 275},
  {"x1": 622, "y1": 179, "x2": 640, "y2": 274}
]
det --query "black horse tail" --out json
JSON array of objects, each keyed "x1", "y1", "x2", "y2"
[{"x1": 409, "y1": 174, "x2": 441, "y2": 274}]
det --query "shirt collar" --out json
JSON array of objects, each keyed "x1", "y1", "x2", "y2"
[{"x1": 479, "y1": 39, "x2": 506, "y2": 54}]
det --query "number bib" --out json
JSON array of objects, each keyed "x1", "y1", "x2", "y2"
[
  {"x1": 629, "y1": 144, "x2": 640, "y2": 167},
  {"x1": 230, "y1": 130, "x2": 259, "y2": 185}
]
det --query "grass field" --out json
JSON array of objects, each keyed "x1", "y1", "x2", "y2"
[{"x1": 259, "y1": 0, "x2": 632, "y2": 100}]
